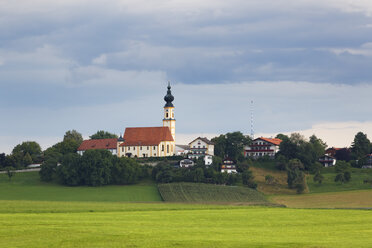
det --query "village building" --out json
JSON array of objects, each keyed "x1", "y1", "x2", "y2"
[
  {"x1": 77, "y1": 138, "x2": 118, "y2": 156},
  {"x1": 117, "y1": 127, "x2": 174, "y2": 158},
  {"x1": 188, "y1": 137, "x2": 214, "y2": 158},
  {"x1": 221, "y1": 158, "x2": 237, "y2": 173},
  {"x1": 187, "y1": 137, "x2": 215, "y2": 166},
  {"x1": 318, "y1": 154, "x2": 336, "y2": 167},
  {"x1": 77, "y1": 83, "x2": 176, "y2": 158},
  {"x1": 175, "y1": 144, "x2": 191, "y2": 156},
  {"x1": 244, "y1": 137, "x2": 282, "y2": 159}
]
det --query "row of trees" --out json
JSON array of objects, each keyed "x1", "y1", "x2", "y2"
[
  {"x1": 0, "y1": 141, "x2": 43, "y2": 169},
  {"x1": 40, "y1": 149, "x2": 148, "y2": 186},
  {"x1": 0, "y1": 129, "x2": 118, "y2": 170}
]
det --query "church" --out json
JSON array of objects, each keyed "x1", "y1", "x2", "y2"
[{"x1": 77, "y1": 83, "x2": 176, "y2": 158}]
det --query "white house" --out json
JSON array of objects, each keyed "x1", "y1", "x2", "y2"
[
  {"x1": 244, "y1": 137, "x2": 282, "y2": 159},
  {"x1": 319, "y1": 154, "x2": 336, "y2": 167},
  {"x1": 188, "y1": 137, "x2": 214, "y2": 158},
  {"x1": 221, "y1": 158, "x2": 237, "y2": 173}
]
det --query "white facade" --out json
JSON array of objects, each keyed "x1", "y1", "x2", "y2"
[
  {"x1": 244, "y1": 138, "x2": 281, "y2": 159},
  {"x1": 204, "y1": 155, "x2": 213, "y2": 166},
  {"x1": 189, "y1": 138, "x2": 214, "y2": 156},
  {"x1": 221, "y1": 159, "x2": 237, "y2": 173},
  {"x1": 319, "y1": 155, "x2": 336, "y2": 167},
  {"x1": 78, "y1": 148, "x2": 117, "y2": 156},
  {"x1": 118, "y1": 141, "x2": 175, "y2": 158}
]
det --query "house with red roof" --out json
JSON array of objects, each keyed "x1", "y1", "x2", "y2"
[
  {"x1": 77, "y1": 138, "x2": 118, "y2": 156},
  {"x1": 244, "y1": 137, "x2": 282, "y2": 159}
]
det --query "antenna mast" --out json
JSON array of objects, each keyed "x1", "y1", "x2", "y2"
[{"x1": 250, "y1": 100, "x2": 254, "y2": 139}]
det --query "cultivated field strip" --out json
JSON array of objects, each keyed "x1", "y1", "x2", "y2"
[{"x1": 158, "y1": 182, "x2": 269, "y2": 203}]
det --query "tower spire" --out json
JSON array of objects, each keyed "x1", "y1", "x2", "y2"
[{"x1": 164, "y1": 81, "x2": 174, "y2": 107}]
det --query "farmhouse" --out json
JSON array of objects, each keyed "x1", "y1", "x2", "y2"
[
  {"x1": 78, "y1": 83, "x2": 176, "y2": 158},
  {"x1": 244, "y1": 137, "x2": 282, "y2": 159}
]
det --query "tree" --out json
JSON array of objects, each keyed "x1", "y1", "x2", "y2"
[
  {"x1": 278, "y1": 133, "x2": 326, "y2": 171},
  {"x1": 265, "y1": 175, "x2": 275, "y2": 185},
  {"x1": 12, "y1": 141, "x2": 42, "y2": 164},
  {"x1": 351, "y1": 132, "x2": 371, "y2": 161},
  {"x1": 211, "y1": 135, "x2": 227, "y2": 158},
  {"x1": 56, "y1": 153, "x2": 82, "y2": 186},
  {"x1": 287, "y1": 159, "x2": 308, "y2": 194},
  {"x1": 192, "y1": 168, "x2": 205, "y2": 182},
  {"x1": 313, "y1": 171, "x2": 324, "y2": 184},
  {"x1": 334, "y1": 161, "x2": 351, "y2": 183},
  {"x1": 4, "y1": 167, "x2": 15, "y2": 181},
  {"x1": 242, "y1": 170, "x2": 257, "y2": 189},
  {"x1": 275, "y1": 155, "x2": 287, "y2": 170},
  {"x1": 211, "y1": 132, "x2": 251, "y2": 160},
  {"x1": 23, "y1": 153, "x2": 33, "y2": 166},
  {"x1": 79, "y1": 149, "x2": 113, "y2": 186},
  {"x1": 334, "y1": 148, "x2": 351, "y2": 162},
  {"x1": 275, "y1": 133, "x2": 289, "y2": 141},
  {"x1": 0, "y1": 153, "x2": 6, "y2": 168},
  {"x1": 90, "y1": 130, "x2": 118, "y2": 139},
  {"x1": 63, "y1": 130, "x2": 83, "y2": 144},
  {"x1": 39, "y1": 159, "x2": 58, "y2": 182}
]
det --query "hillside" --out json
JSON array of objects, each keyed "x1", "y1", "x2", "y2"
[
  {"x1": 0, "y1": 172, "x2": 162, "y2": 202},
  {"x1": 158, "y1": 182, "x2": 269, "y2": 204},
  {"x1": 251, "y1": 163, "x2": 372, "y2": 195}
]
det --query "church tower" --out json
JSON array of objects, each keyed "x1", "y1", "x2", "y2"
[{"x1": 163, "y1": 81, "x2": 176, "y2": 142}]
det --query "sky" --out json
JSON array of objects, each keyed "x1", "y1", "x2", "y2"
[{"x1": 1, "y1": 0, "x2": 372, "y2": 153}]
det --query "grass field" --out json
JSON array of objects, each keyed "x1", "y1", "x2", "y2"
[
  {"x1": 250, "y1": 166, "x2": 296, "y2": 195},
  {"x1": 307, "y1": 169, "x2": 372, "y2": 193},
  {"x1": 158, "y1": 182, "x2": 269, "y2": 204},
  {"x1": 251, "y1": 164, "x2": 372, "y2": 195},
  {"x1": 271, "y1": 189, "x2": 372, "y2": 208},
  {"x1": 1, "y1": 200, "x2": 372, "y2": 247},
  {"x1": 0, "y1": 172, "x2": 162, "y2": 202}
]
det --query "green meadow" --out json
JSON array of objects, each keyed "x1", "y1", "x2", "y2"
[
  {"x1": 1, "y1": 171, "x2": 372, "y2": 247},
  {"x1": 0, "y1": 172, "x2": 162, "y2": 202},
  {"x1": 1, "y1": 200, "x2": 372, "y2": 248}
]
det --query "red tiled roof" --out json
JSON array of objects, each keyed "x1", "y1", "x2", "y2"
[
  {"x1": 120, "y1": 127, "x2": 174, "y2": 146},
  {"x1": 77, "y1": 138, "x2": 117, "y2": 151},
  {"x1": 255, "y1": 137, "x2": 282, "y2": 146}
]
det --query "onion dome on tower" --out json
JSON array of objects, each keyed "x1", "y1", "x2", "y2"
[{"x1": 164, "y1": 81, "x2": 174, "y2": 107}]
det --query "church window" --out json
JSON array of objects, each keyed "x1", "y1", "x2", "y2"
[
  {"x1": 154, "y1": 146, "x2": 156, "y2": 150},
  {"x1": 162, "y1": 145, "x2": 164, "y2": 151},
  {"x1": 167, "y1": 145, "x2": 169, "y2": 153},
  {"x1": 147, "y1": 146, "x2": 149, "y2": 150},
  {"x1": 122, "y1": 147, "x2": 124, "y2": 152},
  {"x1": 166, "y1": 113, "x2": 169, "y2": 118},
  {"x1": 140, "y1": 146, "x2": 142, "y2": 150},
  {"x1": 128, "y1": 147, "x2": 130, "y2": 151}
]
